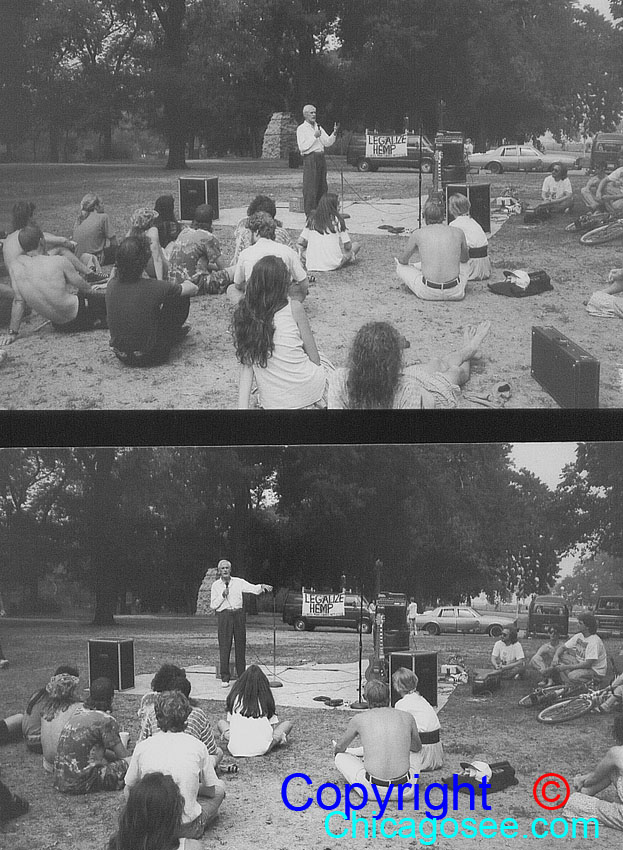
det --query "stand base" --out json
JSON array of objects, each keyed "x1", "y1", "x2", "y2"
[
  {"x1": 269, "y1": 680, "x2": 283, "y2": 688},
  {"x1": 350, "y1": 700, "x2": 369, "y2": 710}
]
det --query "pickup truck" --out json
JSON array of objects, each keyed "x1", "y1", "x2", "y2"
[{"x1": 594, "y1": 596, "x2": 623, "y2": 635}]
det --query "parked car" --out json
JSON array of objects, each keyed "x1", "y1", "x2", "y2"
[
  {"x1": 525, "y1": 595, "x2": 569, "y2": 637},
  {"x1": 346, "y1": 131, "x2": 435, "y2": 173},
  {"x1": 590, "y1": 133, "x2": 623, "y2": 173},
  {"x1": 282, "y1": 589, "x2": 373, "y2": 633},
  {"x1": 468, "y1": 145, "x2": 582, "y2": 174},
  {"x1": 415, "y1": 606, "x2": 517, "y2": 637},
  {"x1": 593, "y1": 595, "x2": 623, "y2": 635}
]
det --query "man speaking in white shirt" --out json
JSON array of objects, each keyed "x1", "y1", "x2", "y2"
[
  {"x1": 296, "y1": 104, "x2": 339, "y2": 217},
  {"x1": 210, "y1": 559, "x2": 272, "y2": 687}
]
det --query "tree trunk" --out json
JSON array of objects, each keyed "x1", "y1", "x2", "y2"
[
  {"x1": 87, "y1": 449, "x2": 119, "y2": 626},
  {"x1": 166, "y1": 133, "x2": 188, "y2": 169}
]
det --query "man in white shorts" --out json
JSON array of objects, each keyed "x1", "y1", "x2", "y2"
[{"x1": 395, "y1": 200, "x2": 468, "y2": 301}]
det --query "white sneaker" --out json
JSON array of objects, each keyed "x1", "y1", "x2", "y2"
[
  {"x1": 221, "y1": 680, "x2": 230, "y2": 688},
  {"x1": 0, "y1": 659, "x2": 9, "y2": 668}
]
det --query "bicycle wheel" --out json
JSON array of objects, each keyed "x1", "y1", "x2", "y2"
[
  {"x1": 580, "y1": 220, "x2": 623, "y2": 245},
  {"x1": 537, "y1": 694, "x2": 593, "y2": 724}
]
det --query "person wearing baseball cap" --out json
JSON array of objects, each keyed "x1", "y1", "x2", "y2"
[{"x1": 209, "y1": 560, "x2": 272, "y2": 687}]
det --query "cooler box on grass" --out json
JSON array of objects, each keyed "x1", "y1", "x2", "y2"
[{"x1": 88, "y1": 639, "x2": 135, "y2": 690}]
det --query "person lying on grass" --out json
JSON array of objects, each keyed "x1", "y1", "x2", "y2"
[
  {"x1": 328, "y1": 320, "x2": 490, "y2": 409},
  {"x1": 217, "y1": 665, "x2": 293, "y2": 757}
]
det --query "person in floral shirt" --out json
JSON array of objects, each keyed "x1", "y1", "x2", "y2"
[
  {"x1": 54, "y1": 677, "x2": 130, "y2": 794},
  {"x1": 167, "y1": 204, "x2": 229, "y2": 294}
]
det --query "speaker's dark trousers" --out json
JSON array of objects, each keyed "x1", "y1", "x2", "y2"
[
  {"x1": 303, "y1": 151, "x2": 328, "y2": 216},
  {"x1": 217, "y1": 609, "x2": 246, "y2": 682}
]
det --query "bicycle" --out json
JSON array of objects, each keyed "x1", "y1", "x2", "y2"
[
  {"x1": 565, "y1": 210, "x2": 611, "y2": 233},
  {"x1": 518, "y1": 680, "x2": 587, "y2": 708},
  {"x1": 537, "y1": 684, "x2": 616, "y2": 724},
  {"x1": 580, "y1": 216, "x2": 623, "y2": 245}
]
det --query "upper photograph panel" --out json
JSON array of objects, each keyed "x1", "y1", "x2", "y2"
[{"x1": 0, "y1": 1, "x2": 619, "y2": 409}]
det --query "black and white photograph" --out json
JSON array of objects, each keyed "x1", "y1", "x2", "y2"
[
  {"x1": 0, "y1": 441, "x2": 622, "y2": 848},
  {"x1": 0, "y1": 0, "x2": 622, "y2": 409}
]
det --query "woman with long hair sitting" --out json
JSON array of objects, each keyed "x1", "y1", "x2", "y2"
[
  {"x1": 328, "y1": 320, "x2": 490, "y2": 409},
  {"x1": 231, "y1": 255, "x2": 333, "y2": 409},
  {"x1": 297, "y1": 193, "x2": 360, "y2": 272},
  {"x1": 108, "y1": 772, "x2": 201, "y2": 850},
  {"x1": 217, "y1": 665, "x2": 293, "y2": 757}
]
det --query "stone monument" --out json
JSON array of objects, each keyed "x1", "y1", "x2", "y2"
[
  {"x1": 196, "y1": 566, "x2": 218, "y2": 615},
  {"x1": 261, "y1": 112, "x2": 298, "y2": 159}
]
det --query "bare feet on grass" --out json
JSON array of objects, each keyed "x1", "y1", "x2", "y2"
[{"x1": 463, "y1": 321, "x2": 491, "y2": 361}]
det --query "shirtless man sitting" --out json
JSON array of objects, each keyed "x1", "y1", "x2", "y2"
[
  {"x1": 395, "y1": 199, "x2": 468, "y2": 301},
  {"x1": 0, "y1": 225, "x2": 106, "y2": 345},
  {"x1": 334, "y1": 679, "x2": 421, "y2": 801}
]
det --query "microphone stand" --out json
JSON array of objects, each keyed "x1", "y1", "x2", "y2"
[
  {"x1": 268, "y1": 591, "x2": 282, "y2": 688},
  {"x1": 351, "y1": 574, "x2": 368, "y2": 710}
]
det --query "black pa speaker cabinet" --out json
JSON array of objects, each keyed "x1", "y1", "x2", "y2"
[
  {"x1": 531, "y1": 326, "x2": 600, "y2": 408},
  {"x1": 389, "y1": 651, "x2": 438, "y2": 707},
  {"x1": 88, "y1": 639, "x2": 135, "y2": 690},
  {"x1": 446, "y1": 183, "x2": 491, "y2": 233},
  {"x1": 178, "y1": 177, "x2": 219, "y2": 221}
]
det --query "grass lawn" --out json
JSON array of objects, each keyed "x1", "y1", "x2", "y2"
[
  {"x1": 2, "y1": 158, "x2": 620, "y2": 409},
  {"x1": 0, "y1": 614, "x2": 621, "y2": 848}
]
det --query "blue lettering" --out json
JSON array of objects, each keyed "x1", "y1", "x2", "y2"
[
  {"x1": 423, "y1": 781, "x2": 448, "y2": 819},
  {"x1": 371, "y1": 782, "x2": 398, "y2": 819},
  {"x1": 281, "y1": 772, "x2": 312, "y2": 811},
  {"x1": 344, "y1": 784, "x2": 368, "y2": 818},
  {"x1": 316, "y1": 782, "x2": 341, "y2": 811}
]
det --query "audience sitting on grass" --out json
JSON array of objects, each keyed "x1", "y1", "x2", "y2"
[
  {"x1": 328, "y1": 320, "x2": 490, "y2": 409},
  {"x1": 529, "y1": 627, "x2": 562, "y2": 684},
  {"x1": 137, "y1": 669, "x2": 224, "y2": 772},
  {"x1": 544, "y1": 612, "x2": 607, "y2": 686},
  {"x1": 154, "y1": 194, "x2": 182, "y2": 254},
  {"x1": 534, "y1": 163, "x2": 574, "y2": 216},
  {"x1": 562, "y1": 714, "x2": 623, "y2": 833},
  {"x1": 54, "y1": 676, "x2": 130, "y2": 795},
  {"x1": 447, "y1": 193, "x2": 491, "y2": 281},
  {"x1": 228, "y1": 212, "x2": 308, "y2": 305},
  {"x1": 0, "y1": 664, "x2": 79, "y2": 752},
  {"x1": 128, "y1": 208, "x2": 168, "y2": 280},
  {"x1": 106, "y1": 235, "x2": 197, "y2": 367},
  {"x1": 296, "y1": 193, "x2": 360, "y2": 272},
  {"x1": 232, "y1": 195, "x2": 294, "y2": 264},
  {"x1": 108, "y1": 772, "x2": 202, "y2": 850},
  {"x1": 585, "y1": 265, "x2": 623, "y2": 319},
  {"x1": 217, "y1": 665, "x2": 293, "y2": 757},
  {"x1": 125, "y1": 691, "x2": 225, "y2": 840},
  {"x1": 231, "y1": 255, "x2": 333, "y2": 409},
  {"x1": 4, "y1": 201, "x2": 106, "y2": 283},
  {"x1": 490, "y1": 626, "x2": 526, "y2": 679},
  {"x1": 581, "y1": 166, "x2": 608, "y2": 212},
  {"x1": 395, "y1": 199, "x2": 469, "y2": 301},
  {"x1": 167, "y1": 204, "x2": 229, "y2": 294},
  {"x1": 596, "y1": 165, "x2": 623, "y2": 216},
  {"x1": 41, "y1": 671, "x2": 83, "y2": 773},
  {"x1": 392, "y1": 667, "x2": 443, "y2": 771},
  {"x1": 73, "y1": 194, "x2": 117, "y2": 267},
  {"x1": 0, "y1": 225, "x2": 108, "y2": 346},
  {"x1": 333, "y1": 678, "x2": 421, "y2": 801}
]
